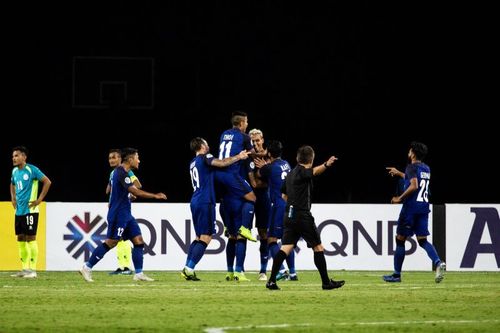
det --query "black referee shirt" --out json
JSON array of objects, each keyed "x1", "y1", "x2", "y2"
[{"x1": 281, "y1": 164, "x2": 314, "y2": 211}]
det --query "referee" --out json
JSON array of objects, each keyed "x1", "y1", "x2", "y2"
[{"x1": 266, "y1": 145, "x2": 345, "y2": 290}]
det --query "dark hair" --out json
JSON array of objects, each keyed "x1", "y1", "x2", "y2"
[
  {"x1": 267, "y1": 140, "x2": 283, "y2": 158},
  {"x1": 297, "y1": 145, "x2": 315, "y2": 164},
  {"x1": 121, "y1": 147, "x2": 138, "y2": 162},
  {"x1": 109, "y1": 148, "x2": 121, "y2": 155},
  {"x1": 231, "y1": 111, "x2": 247, "y2": 126},
  {"x1": 410, "y1": 141, "x2": 428, "y2": 161},
  {"x1": 13, "y1": 146, "x2": 28, "y2": 156},
  {"x1": 190, "y1": 137, "x2": 206, "y2": 152}
]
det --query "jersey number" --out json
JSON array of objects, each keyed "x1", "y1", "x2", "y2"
[
  {"x1": 17, "y1": 181, "x2": 23, "y2": 190},
  {"x1": 417, "y1": 179, "x2": 429, "y2": 202},
  {"x1": 190, "y1": 167, "x2": 200, "y2": 191},
  {"x1": 219, "y1": 141, "x2": 233, "y2": 159},
  {"x1": 25, "y1": 215, "x2": 34, "y2": 225}
]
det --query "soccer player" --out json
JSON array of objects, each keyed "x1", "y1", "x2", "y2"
[
  {"x1": 248, "y1": 128, "x2": 272, "y2": 280},
  {"x1": 10, "y1": 146, "x2": 52, "y2": 278},
  {"x1": 182, "y1": 137, "x2": 249, "y2": 281},
  {"x1": 383, "y1": 141, "x2": 446, "y2": 283},
  {"x1": 257, "y1": 140, "x2": 297, "y2": 281},
  {"x1": 80, "y1": 148, "x2": 167, "y2": 282},
  {"x1": 106, "y1": 149, "x2": 141, "y2": 275},
  {"x1": 266, "y1": 145, "x2": 345, "y2": 290},
  {"x1": 215, "y1": 111, "x2": 257, "y2": 282}
]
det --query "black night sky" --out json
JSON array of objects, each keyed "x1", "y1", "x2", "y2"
[{"x1": 2, "y1": 2, "x2": 497, "y2": 204}]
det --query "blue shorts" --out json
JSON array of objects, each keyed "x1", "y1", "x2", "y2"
[
  {"x1": 215, "y1": 170, "x2": 253, "y2": 199},
  {"x1": 190, "y1": 202, "x2": 216, "y2": 237},
  {"x1": 268, "y1": 201, "x2": 285, "y2": 238},
  {"x1": 107, "y1": 216, "x2": 142, "y2": 241},
  {"x1": 220, "y1": 196, "x2": 243, "y2": 236},
  {"x1": 254, "y1": 190, "x2": 271, "y2": 230},
  {"x1": 396, "y1": 211, "x2": 430, "y2": 237}
]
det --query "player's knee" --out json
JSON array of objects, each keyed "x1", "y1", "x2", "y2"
[
  {"x1": 418, "y1": 238, "x2": 428, "y2": 247},
  {"x1": 313, "y1": 244, "x2": 324, "y2": 252},
  {"x1": 395, "y1": 237, "x2": 406, "y2": 247},
  {"x1": 199, "y1": 235, "x2": 212, "y2": 244},
  {"x1": 105, "y1": 239, "x2": 119, "y2": 248}
]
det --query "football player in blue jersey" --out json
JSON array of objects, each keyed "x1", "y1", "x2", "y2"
[
  {"x1": 248, "y1": 129, "x2": 272, "y2": 280},
  {"x1": 383, "y1": 141, "x2": 446, "y2": 283},
  {"x1": 106, "y1": 149, "x2": 141, "y2": 275},
  {"x1": 215, "y1": 111, "x2": 257, "y2": 282},
  {"x1": 182, "y1": 137, "x2": 249, "y2": 281},
  {"x1": 80, "y1": 148, "x2": 167, "y2": 282},
  {"x1": 10, "y1": 146, "x2": 52, "y2": 278},
  {"x1": 257, "y1": 140, "x2": 298, "y2": 281}
]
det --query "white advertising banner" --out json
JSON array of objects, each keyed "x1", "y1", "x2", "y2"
[
  {"x1": 46, "y1": 203, "x2": 433, "y2": 271},
  {"x1": 446, "y1": 204, "x2": 500, "y2": 271}
]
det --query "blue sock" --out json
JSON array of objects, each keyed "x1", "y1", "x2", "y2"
[
  {"x1": 394, "y1": 245, "x2": 405, "y2": 275},
  {"x1": 132, "y1": 244, "x2": 144, "y2": 274},
  {"x1": 420, "y1": 240, "x2": 441, "y2": 265},
  {"x1": 226, "y1": 239, "x2": 236, "y2": 272},
  {"x1": 87, "y1": 242, "x2": 110, "y2": 268},
  {"x1": 241, "y1": 201, "x2": 254, "y2": 229},
  {"x1": 268, "y1": 242, "x2": 279, "y2": 259},
  {"x1": 187, "y1": 241, "x2": 208, "y2": 269},
  {"x1": 235, "y1": 239, "x2": 247, "y2": 273},
  {"x1": 185, "y1": 241, "x2": 198, "y2": 266},
  {"x1": 286, "y1": 248, "x2": 296, "y2": 274},
  {"x1": 259, "y1": 239, "x2": 268, "y2": 273}
]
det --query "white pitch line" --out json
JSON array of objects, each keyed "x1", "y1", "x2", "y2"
[
  {"x1": 204, "y1": 323, "x2": 311, "y2": 333},
  {"x1": 205, "y1": 319, "x2": 500, "y2": 332},
  {"x1": 334, "y1": 319, "x2": 500, "y2": 326}
]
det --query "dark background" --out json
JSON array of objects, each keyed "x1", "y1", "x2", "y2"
[{"x1": 2, "y1": 3, "x2": 497, "y2": 204}]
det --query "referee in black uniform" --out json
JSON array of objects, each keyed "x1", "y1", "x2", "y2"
[{"x1": 266, "y1": 145, "x2": 345, "y2": 290}]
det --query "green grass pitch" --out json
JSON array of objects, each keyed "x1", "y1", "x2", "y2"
[{"x1": 1, "y1": 271, "x2": 499, "y2": 332}]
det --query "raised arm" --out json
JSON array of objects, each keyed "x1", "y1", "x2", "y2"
[
  {"x1": 211, "y1": 150, "x2": 249, "y2": 168},
  {"x1": 128, "y1": 186, "x2": 167, "y2": 200},
  {"x1": 386, "y1": 167, "x2": 405, "y2": 179},
  {"x1": 313, "y1": 156, "x2": 337, "y2": 176}
]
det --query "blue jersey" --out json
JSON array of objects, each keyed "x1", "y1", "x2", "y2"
[
  {"x1": 109, "y1": 169, "x2": 137, "y2": 185},
  {"x1": 259, "y1": 159, "x2": 291, "y2": 204},
  {"x1": 11, "y1": 164, "x2": 46, "y2": 216},
  {"x1": 107, "y1": 166, "x2": 134, "y2": 222},
  {"x1": 240, "y1": 158, "x2": 254, "y2": 181},
  {"x1": 190, "y1": 153, "x2": 217, "y2": 205},
  {"x1": 402, "y1": 162, "x2": 431, "y2": 214},
  {"x1": 218, "y1": 128, "x2": 252, "y2": 173},
  {"x1": 109, "y1": 169, "x2": 137, "y2": 203}
]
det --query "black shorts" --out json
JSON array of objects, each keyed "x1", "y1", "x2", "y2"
[
  {"x1": 15, "y1": 213, "x2": 39, "y2": 236},
  {"x1": 282, "y1": 211, "x2": 321, "y2": 248}
]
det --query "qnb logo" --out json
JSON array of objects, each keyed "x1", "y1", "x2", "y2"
[{"x1": 63, "y1": 212, "x2": 107, "y2": 261}]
